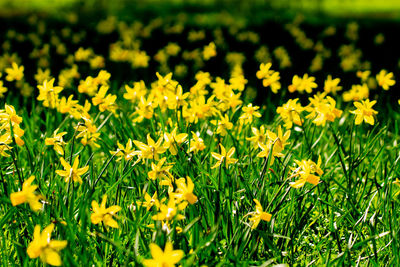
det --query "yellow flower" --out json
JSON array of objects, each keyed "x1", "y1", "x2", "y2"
[
  {"x1": 163, "y1": 127, "x2": 188, "y2": 155},
  {"x1": 58, "y1": 95, "x2": 78, "y2": 114},
  {"x1": 246, "y1": 199, "x2": 272, "y2": 229},
  {"x1": 91, "y1": 195, "x2": 121, "y2": 228},
  {"x1": 210, "y1": 113, "x2": 233, "y2": 136},
  {"x1": 123, "y1": 81, "x2": 147, "y2": 103},
  {"x1": 289, "y1": 157, "x2": 323, "y2": 188},
  {"x1": 305, "y1": 93, "x2": 343, "y2": 126},
  {"x1": 211, "y1": 144, "x2": 238, "y2": 169},
  {"x1": 110, "y1": 139, "x2": 138, "y2": 161},
  {"x1": 376, "y1": 69, "x2": 395, "y2": 90},
  {"x1": 27, "y1": 224, "x2": 68, "y2": 266},
  {"x1": 37, "y1": 78, "x2": 63, "y2": 109},
  {"x1": 0, "y1": 80, "x2": 8, "y2": 97},
  {"x1": 0, "y1": 104, "x2": 25, "y2": 146},
  {"x1": 203, "y1": 42, "x2": 217, "y2": 60},
  {"x1": 188, "y1": 131, "x2": 206, "y2": 153},
  {"x1": 246, "y1": 125, "x2": 267, "y2": 148},
  {"x1": 34, "y1": 68, "x2": 52, "y2": 84},
  {"x1": 137, "y1": 191, "x2": 160, "y2": 211},
  {"x1": 171, "y1": 176, "x2": 198, "y2": 205},
  {"x1": 55, "y1": 156, "x2": 89, "y2": 184},
  {"x1": 256, "y1": 63, "x2": 281, "y2": 93},
  {"x1": 92, "y1": 85, "x2": 117, "y2": 113},
  {"x1": 5, "y1": 62, "x2": 24, "y2": 82},
  {"x1": 256, "y1": 62, "x2": 273, "y2": 79},
  {"x1": 152, "y1": 198, "x2": 185, "y2": 221},
  {"x1": 350, "y1": 99, "x2": 378, "y2": 125},
  {"x1": 148, "y1": 157, "x2": 173, "y2": 180},
  {"x1": 133, "y1": 134, "x2": 166, "y2": 161},
  {"x1": 75, "y1": 117, "x2": 101, "y2": 148},
  {"x1": 143, "y1": 242, "x2": 184, "y2": 267},
  {"x1": 342, "y1": 83, "x2": 369, "y2": 102},
  {"x1": 276, "y1": 98, "x2": 303, "y2": 129},
  {"x1": 45, "y1": 129, "x2": 67, "y2": 155},
  {"x1": 10, "y1": 176, "x2": 42, "y2": 212},
  {"x1": 288, "y1": 73, "x2": 317, "y2": 94},
  {"x1": 239, "y1": 104, "x2": 262, "y2": 125},
  {"x1": 323, "y1": 75, "x2": 342, "y2": 95},
  {"x1": 356, "y1": 70, "x2": 370, "y2": 82}
]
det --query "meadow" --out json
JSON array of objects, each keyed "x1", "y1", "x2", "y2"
[{"x1": 1, "y1": 7, "x2": 400, "y2": 266}]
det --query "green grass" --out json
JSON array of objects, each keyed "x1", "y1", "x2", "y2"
[{"x1": 1, "y1": 84, "x2": 400, "y2": 265}]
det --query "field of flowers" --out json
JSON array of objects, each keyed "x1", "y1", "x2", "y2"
[{"x1": 1, "y1": 8, "x2": 400, "y2": 266}]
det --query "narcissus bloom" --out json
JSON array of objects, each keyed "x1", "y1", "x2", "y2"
[
  {"x1": 276, "y1": 99, "x2": 303, "y2": 129},
  {"x1": 203, "y1": 42, "x2": 217, "y2": 60},
  {"x1": 110, "y1": 139, "x2": 138, "y2": 161},
  {"x1": 163, "y1": 127, "x2": 188, "y2": 155},
  {"x1": 323, "y1": 75, "x2": 342, "y2": 95},
  {"x1": 171, "y1": 176, "x2": 198, "y2": 205},
  {"x1": 211, "y1": 144, "x2": 238, "y2": 169},
  {"x1": 288, "y1": 73, "x2": 317, "y2": 94},
  {"x1": 91, "y1": 195, "x2": 121, "y2": 228},
  {"x1": 246, "y1": 199, "x2": 272, "y2": 229},
  {"x1": 55, "y1": 156, "x2": 89, "y2": 184},
  {"x1": 27, "y1": 224, "x2": 67, "y2": 266},
  {"x1": 134, "y1": 134, "x2": 166, "y2": 161},
  {"x1": 143, "y1": 242, "x2": 184, "y2": 267},
  {"x1": 45, "y1": 129, "x2": 67, "y2": 155},
  {"x1": 376, "y1": 69, "x2": 395, "y2": 90},
  {"x1": 37, "y1": 78, "x2": 63, "y2": 109},
  {"x1": 290, "y1": 157, "x2": 323, "y2": 188},
  {"x1": 210, "y1": 113, "x2": 233, "y2": 136},
  {"x1": 239, "y1": 104, "x2": 262, "y2": 125},
  {"x1": 148, "y1": 157, "x2": 173, "y2": 180},
  {"x1": 5, "y1": 62, "x2": 24, "y2": 81},
  {"x1": 188, "y1": 131, "x2": 206, "y2": 153},
  {"x1": 350, "y1": 99, "x2": 378, "y2": 125},
  {"x1": 10, "y1": 176, "x2": 42, "y2": 211}
]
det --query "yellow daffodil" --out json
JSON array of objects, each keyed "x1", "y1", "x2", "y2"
[
  {"x1": 148, "y1": 157, "x2": 173, "y2": 180},
  {"x1": 163, "y1": 127, "x2": 188, "y2": 155},
  {"x1": 55, "y1": 156, "x2": 89, "y2": 184},
  {"x1": 37, "y1": 78, "x2": 63, "y2": 109},
  {"x1": 350, "y1": 99, "x2": 378, "y2": 125},
  {"x1": 211, "y1": 144, "x2": 238, "y2": 169},
  {"x1": 143, "y1": 242, "x2": 184, "y2": 267},
  {"x1": 289, "y1": 157, "x2": 323, "y2": 188},
  {"x1": 27, "y1": 224, "x2": 67, "y2": 266},
  {"x1": 288, "y1": 73, "x2": 317, "y2": 94},
  {"x1": 246, "y1": 125, "x2": 267, "y2": 148},
  {"x1": 10, "y1": 176, "x2": 42, "y2": 211},
  {"x1": 5, "y1": 62, "x2": 24, "y2": 82},
  {"x1": 246, "y1": 199, "x2": 272, "y2": 229},
  {"x1": 276, "y1": 99, "x2": 303, "y2": 129},
  {"x1": 239, "y1": 104, "x2": 262, "y2": 125},
  {"x1": 188, "y1": 131, "x2": 206, "y2": 153},
  {"x1": 137, "y1": 191, "x2": 161, "y2": 211},
  {"x1": 203, "y1": 42, "x2": 217, "y2": 60},
  {"x1": 91, "y1": 195, "x2": 121, "y2": 228},
  {"x1": 323, "y1": 75, "x2": 342, "y2": 95},
  {"x1": 45, "y1": 129, "x2": 67, "y2": 155},
  {"x1": 133, "y1": 134, "x2": 166, "y2": 161},
  {"x1": 171, "y1": 176, "x2": 198, "y2": 205},
  {"x1": 376, "y1": 69, "x2": 395, "y2": 90},
  {"x1": 92, "y1": 85, "x2": 117, "y2": 113},
  {"x1": 210, "y1": 113, "x2": 233, "y2": 136},
  {"x1": 110, "y1": 139, "x2": 139, "y2": 161},
  {"x1": 152, "y1": 198, "x2": 185, "y2": 221}
]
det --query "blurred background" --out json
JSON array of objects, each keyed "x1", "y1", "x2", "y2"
[{"x1": 1, "y1": 0, "x2": 400, "y2": 20}]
